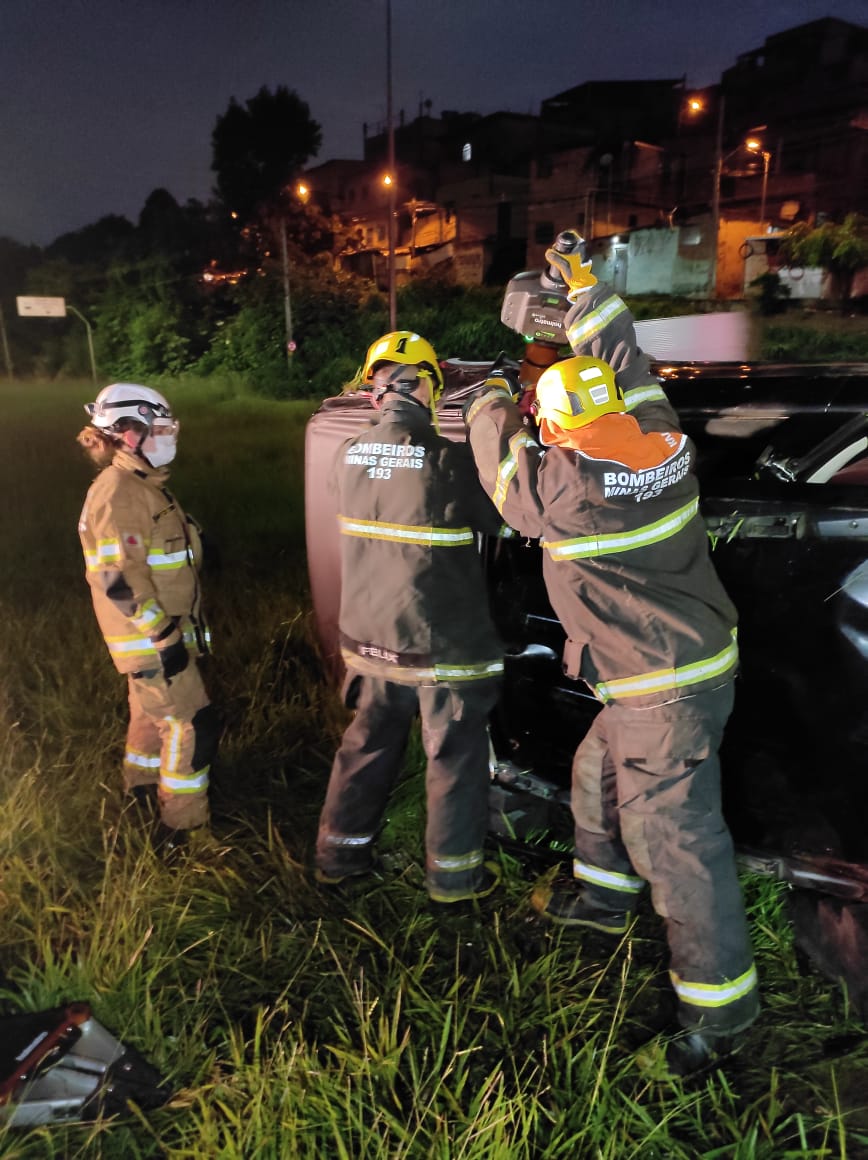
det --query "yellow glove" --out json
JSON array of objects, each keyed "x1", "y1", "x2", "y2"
[{"x1": 544, "y1": 247, "x2": 597, "y2": 300}]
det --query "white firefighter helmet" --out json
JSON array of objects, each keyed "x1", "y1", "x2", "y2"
[
  {"x1": 85, "y1": 383, "x2": 174, "y2": 432},
  {"x1": 534, "y1": 356, "x2": 625, "y2": 432}
]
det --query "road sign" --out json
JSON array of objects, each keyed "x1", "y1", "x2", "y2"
[{"x1": 16, "y1": 296, "x2": 67, "y2": 318}]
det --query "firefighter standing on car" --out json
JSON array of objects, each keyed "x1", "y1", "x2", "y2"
[
  {"x1": 77, "y1": 383, "x2": 219, "y2": 852},
  {"x1": 464, "y1": 354, "x2": 759, "y2": 1074},
  {"x1": 315, "y1": 331, "x2": 508, "y2": 904}
]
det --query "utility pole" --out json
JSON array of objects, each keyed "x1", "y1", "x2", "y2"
[
  {"x1": 281, "y1": 218, "x2": 294, "y2": 373},
  {"x1": 709, "y1": 93, "x2": 725, "y2": 300},
  {"x1": 0, "y1": 303, "x2": 13, "y2": 379},
  {"x1": 386, "y1": 0, "x2": 397, "y2": 330}
]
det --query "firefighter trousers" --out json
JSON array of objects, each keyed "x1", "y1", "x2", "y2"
[
  {"x1": 571, "y1": 682, "x2": 759, "y2": 1036},
  {"x1": 123, "y1": 661, "x2": 218, "y2": 830},
  {"x1": 316, "y1": 672, "x2": 500, "y2": 896}
]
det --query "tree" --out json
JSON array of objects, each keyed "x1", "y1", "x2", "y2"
[
  {"x1": 45, "y1": 214, "x2": 136, "y2": 266},
  {"x1": 779, "y1": 214, "x2": 868, "y2": 309},
  {"x1": 211, "y1": 86, "x2": 322, "y2": 225}
]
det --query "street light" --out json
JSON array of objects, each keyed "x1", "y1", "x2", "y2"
[
  {"x1": 684, "y1": 92, "x2": 725, "y2": 298},
  {"x1": 280, "y1": 181, "x2": 312, "y2": 372},
  {"x1": 746, "y1": 139, "x2": 771, "y2": 231}
]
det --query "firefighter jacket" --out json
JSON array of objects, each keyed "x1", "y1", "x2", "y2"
[
  {"x1": 563, "y1": 282, "x2": 668, "y2": 420},
  {"x1": 337, "y1": 393, "x2": 506, "y2": 685},
  {"x1": 79, "y1": 448, "x2": 208, "y2": 674},
  {"x1": 465, "y1": 391, "x2": 738, "y2": 708}
]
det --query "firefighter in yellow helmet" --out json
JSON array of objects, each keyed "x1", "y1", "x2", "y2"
[
  {"x1": 315, "y1": 331, "x2": 511, "y2": 903},
  {"x1": 464, "y1": 355, "x2": 758, "y2": 1074},
  {"x1": 77, "y1": 383, "x2": 219, "y2": 855}
]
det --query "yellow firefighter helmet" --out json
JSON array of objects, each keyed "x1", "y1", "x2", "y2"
[
  {"x1": 362, "y1": 331, "x2": 444, "y2": 399},
  {"x1": 534, "y1": 356, "x2": 625, "y2": 431}
]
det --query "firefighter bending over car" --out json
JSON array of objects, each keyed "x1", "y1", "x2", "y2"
[
  {"x1": 77, "y1": 384, "x2": 219, "y2": 855},
  {"x1": 464, "y1": 352, "x2": 759, "y2": 1075},
  {"x1": 315, "y1": 331, "x2": 510, "y2": 903}
]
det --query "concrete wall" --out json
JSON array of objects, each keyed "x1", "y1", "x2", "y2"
[{"x1": 589, "y1": 226, "x2": 713, "y2": 298}]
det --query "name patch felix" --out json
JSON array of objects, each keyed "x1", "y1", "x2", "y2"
[{"x1": 345, "y1": 441, "x2": 426, "y2": 480}]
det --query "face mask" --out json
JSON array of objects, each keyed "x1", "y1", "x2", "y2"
[{"x1": 141, "y1": 433, "x2": 177, "y2": 467}]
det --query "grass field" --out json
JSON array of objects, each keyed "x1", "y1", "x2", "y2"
[{"x1": 1, "y1": 377, "x2": 868, "y2": 1158}]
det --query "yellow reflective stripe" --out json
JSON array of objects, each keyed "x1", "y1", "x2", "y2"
[
  {"x1": 430, "y1": 849, "x2": 484, "y2": 872},
  {"x1": 464, "y1": 390, "x2": 511, "y2": 425},
  {"x1": 543, "y1": 498, "x2": 699, "y2": 561},
  {"x1": 124, "y1": 750, "x2": 160, "y2": 769},
  {"x1": 573, "y1": 859, "x2": 645, "y2": 894},
  {"x1": 670, "y1": 963, "x2": 758, "y2": 1009},
  {"x1": 567, "y1": 294, "x2": 628, "y2": 346},
  {"x1": 624, "y1": 383, "x2": 668, "y2": 411},
  {"x1": 340, "y1": 649, "x2": 503, "y2": 682},
  {"x1": 338, "y1": 516, "x2": 474, "y2": 547},
  {"x1": 106, "y1": 635, "x2": 158, "y2": 658},
  {"x1": 131, "y1": 598, "x2": 167, "y2": 634},
  {"x1": 322, "y1": 833, "x2": 375, "y2": 848},
  {"x1": 85, "y1": 539, "x2": 122, "y2": 570},
  {"x1": 433, "y1": 660, "x2": 504, "y2": 680},
  {"x1": 492, "y1": 429, "x2": 537, "y2": 513},
  {"x1": 106, "y1": 627, "x2": 197, "y2": 658},
  {"x1": 160, "y1": 768, "x2": 210, "y2": 794},
  {"x1": 595, "y1": 632, "x2": 738, "y2": 701},
  {"x1": 147, "y1": 549, "x2": 188, "y2": 570},
  {"x1": 164, "y1": 718, "x2": 183, "y2": 772}
]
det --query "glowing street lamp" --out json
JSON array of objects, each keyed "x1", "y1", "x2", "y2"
[
  {"x1": 684, "y1": 92, "x2": 725, "y2": 297},
  {"x1": 280, "y1": 180, "x2": 313, "y2": 371},
  {"x1": 746, "y1": 138, "x2": 772, "y2": 231}
]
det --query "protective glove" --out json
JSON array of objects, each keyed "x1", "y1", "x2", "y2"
[
  {"x1": 157, "y1": 633, "x2": 189, "y2": 681},
  {"x1": 482, "y1": 366, "x2": 522, "y2": 401},
  {"x1": 544, "y1": 246, "x2": 598, "y2": 300},
  {"x1": 462, "y1": 371, "x2": 521, "y2": 423}
]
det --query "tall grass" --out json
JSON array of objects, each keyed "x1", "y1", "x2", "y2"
[{"x1": 1, "y1": 378, "x2": 867, "y2": 1157}]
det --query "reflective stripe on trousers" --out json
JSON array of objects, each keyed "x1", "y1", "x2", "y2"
[
  {"x1": 316, "y1": 673, "x2": 499, "y2": 894},
  {"x1": 570, "y1": 683, "x2": 758, "y2": 1034},
  {"x1": 125, "y1": 663, "x2": 215, "y2": 830}
]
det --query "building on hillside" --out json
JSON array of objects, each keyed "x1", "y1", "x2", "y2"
[{"x1": 303, "y1": 16, "x2": 867, "y2": 297}]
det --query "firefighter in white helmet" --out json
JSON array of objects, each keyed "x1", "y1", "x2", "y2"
[
  {"x1": 315, "y1": 331, "x2": 510, "y2": 903},
  {"x1": 464, "y1": 355, "x2": 758, "y2": 1074},
  {"x1": 77, "y1": 383, "x2": 219, "y2": 853}
]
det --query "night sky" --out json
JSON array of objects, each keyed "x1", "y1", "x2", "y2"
[{"x1": 3, "y1": 0, "x2": 867, "y2": 246}]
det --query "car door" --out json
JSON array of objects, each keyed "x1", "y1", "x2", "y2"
[{"x1": 693, "y1": 408, "x2": 868, "y2": 864}]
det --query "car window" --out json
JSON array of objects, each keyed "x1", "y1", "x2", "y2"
[
  {"x1": 825, "y1": 449, "x2": 868, "y2": 485},
  {"x1": 681, "y1": 407, "x2": 789, "y2": 484},
  {"x1": 753, "y1": 413, "x2": 868, "y2": 485}
]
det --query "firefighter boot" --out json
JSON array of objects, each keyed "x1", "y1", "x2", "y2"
[
  {"x1": 152, "y1": 822, "x2": 190, "y2": 863},
  {"x1": 428, "y1": 861, "x2": 502, "y2": 905},
  {"x1": 664, "y1": 1027, "x2": 738, "y2": 1077},
  {"x1": 531, "y1": 875, "x2": 631, "y2": 934}
]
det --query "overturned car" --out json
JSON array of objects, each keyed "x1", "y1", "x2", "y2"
[{"x1": 305, "y1": 330, "x2": 868, "y2": 1012}]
